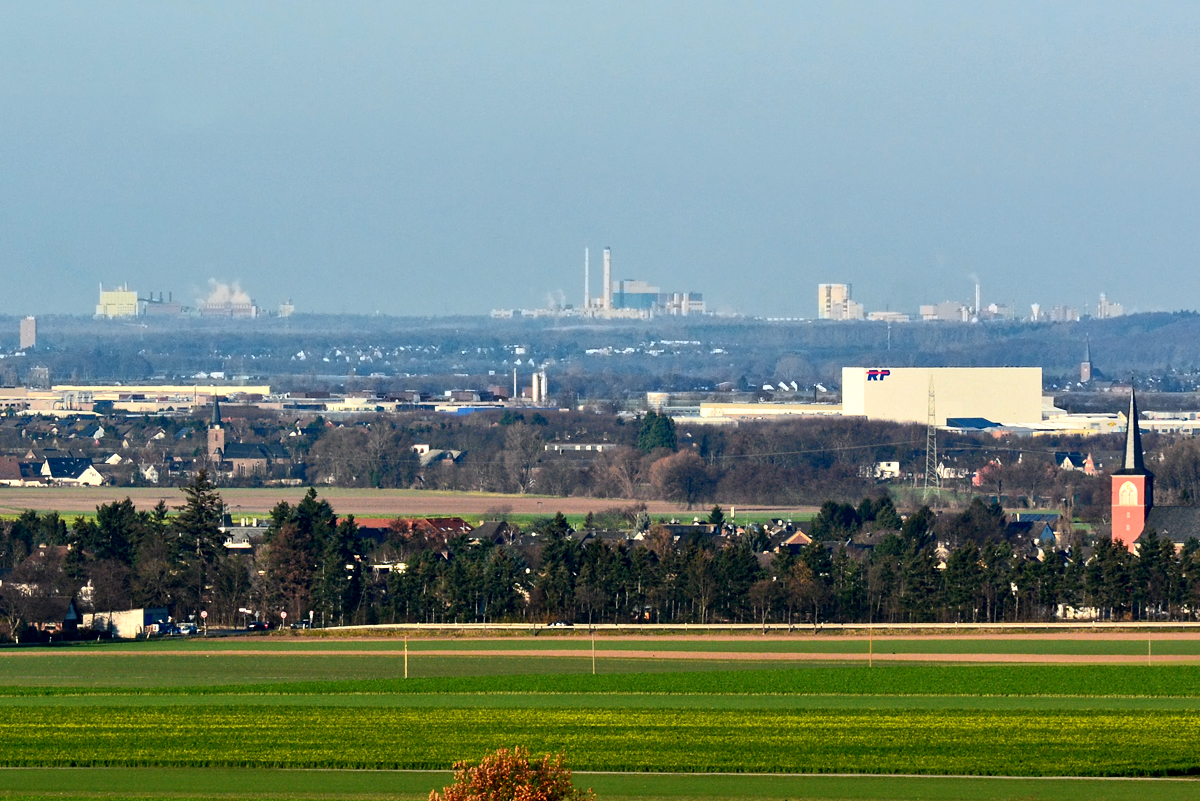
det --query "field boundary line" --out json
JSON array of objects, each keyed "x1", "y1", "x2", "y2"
[
  {"x1": 324, "y1": 621, "x2": 1200, "y2": 633},
  {"x1": 3, "y1": 648, "x2": 1200, "y2": 664},
  {"x1": 1, "y1": 766, "x2": 1194, "y2": 782}
]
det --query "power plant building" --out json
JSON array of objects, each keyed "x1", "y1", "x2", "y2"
[
  {"x1": 841, "y1": 367, "x2": 1043, "y2": 426},
  {"x1": 95, "y1": 285, "x2": 139, "y2": 318},
  {"x1": 581, "y1": 247, "x2": 705, "y2": 318}
]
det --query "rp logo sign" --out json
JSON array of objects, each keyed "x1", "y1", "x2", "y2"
[{"x1": 867, "y1": 369, "x2": 891, "y2": 381}]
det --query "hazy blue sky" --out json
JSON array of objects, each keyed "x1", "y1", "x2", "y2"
[{"x1": 2, "y1": 2, "x2": 1197, "y2": 317}]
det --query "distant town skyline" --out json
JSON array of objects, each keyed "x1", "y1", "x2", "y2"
[{"x1": 2, "y1": 3, "x2": 1198, "y2": 318}]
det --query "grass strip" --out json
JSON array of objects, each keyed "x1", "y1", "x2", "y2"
[
  {"x1": 0, "y1": 706, "x2": 1198, "y2": 776},
  {"x1": 2, "y1": 665, "x2": 1200, "y2": 698},
  {"x1": 6, "y1": 692, "x2": 1200, "y2": 711},
  {"x1": 1, "y1": 768, "x2": 1200, "y2": 801}
]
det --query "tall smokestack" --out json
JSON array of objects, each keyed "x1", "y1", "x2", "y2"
[
  {"x1": 584, "y1": 248, "x2": 590, "y2": 309},
  {"x1": 975, "y1": 282, "x2": 981, "y2": 317},
  {"x1": 602, "y1": 247, "x2": 612, "y2": 311}
]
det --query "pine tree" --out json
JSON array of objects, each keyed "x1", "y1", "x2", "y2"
[{"x1": 172, "y1": 470, "x2": 225, "y2": 616}]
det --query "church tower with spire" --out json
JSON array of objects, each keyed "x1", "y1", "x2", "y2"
[
  {"x1": 1111, "y1": 387, "x2": 1152, "y2": 551},
  {"x1": 1080, "y1": 336, "x2": 1093, "y2": 383},
  {"x1": 206, "y1": 396, "x2": 225, "y2": 461}
]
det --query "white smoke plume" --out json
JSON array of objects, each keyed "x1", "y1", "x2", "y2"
[{"x1": 202, "y1": 279, "x2": 252, "y2": 306}]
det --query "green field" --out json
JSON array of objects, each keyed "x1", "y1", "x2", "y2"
[
  {"x1": 2, "y1": 768, "x2": 1199, "y2": 801},
  {"x1": 3, "y1": 638, "x2": 1200, "y2": 798}
]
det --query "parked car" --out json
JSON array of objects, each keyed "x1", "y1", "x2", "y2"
[
  {"x1": 289, "y1": 620, "x2": 311, "y2": 630},
  {"x1": 246, "y1": 621, "x2": 269, "y2": 631},
  {"x1": 178, "y1": 623, "x2": 198, "y2": 636}
]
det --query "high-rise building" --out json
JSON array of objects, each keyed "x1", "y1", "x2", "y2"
[
  {"x1": 1048, "y1": 305, "x2": 1080, "y2": 323},
  {"x1": 817, "y1": 284, "x2": 863, "y2": 320},
  {"x1": 818, "y1": 284, "x2": 851, "y2": 319},
  {"x1": 1097, "y1": 293, "x2": 1124, "y2": 319},
  {"x1": 18, "y1": 317, "x2": 35, "y2": 350}
]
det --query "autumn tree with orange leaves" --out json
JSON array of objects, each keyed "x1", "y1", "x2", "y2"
[{"x1": 430, "y1": 747, "x2": 595, "y2": 801}]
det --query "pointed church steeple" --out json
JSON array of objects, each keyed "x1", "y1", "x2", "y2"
[
  {"x1": 1112, "y1": 386, "x2": 1153, "y2": 552},
  {"x1": 1080, "y1": 335, "x2": 1093, "y2": 383},
  {"x1": 1121, "y1": 386, "x2": 1145, "y2": 473},
  {"x1": 207, "y1": 396, "x2": 225, "y2": 461}
]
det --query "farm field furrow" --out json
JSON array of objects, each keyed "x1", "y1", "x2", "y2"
[{"x1": 0, "y1": 706, "x2": 1198, "y2": 776}]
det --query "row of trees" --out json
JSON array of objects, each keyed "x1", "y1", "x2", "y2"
[
  {"x1": 6, "y1": 479, "x2": 1200, "y2": 639},
  {"x1": 385, "y1": 509, "x2": 1200, "y2": 626}
]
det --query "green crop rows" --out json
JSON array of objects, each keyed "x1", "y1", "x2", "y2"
[
  {"x1": 0, "y1": 705, "x2": 1198, "y2": 776},
  {"x1": 3, "y1": 662, "x2": 1200, "y2": 697},
  {"x1": 5, "y1": 643, "x2": 1200, "y2": 795}
]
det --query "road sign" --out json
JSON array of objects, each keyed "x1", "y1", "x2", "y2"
[
  {"x1": 281, "y1": 611, "x2": 288, "y2": 620},
  {"x1": 200, "y1": 611, "x2": 208, "y2": 619}
]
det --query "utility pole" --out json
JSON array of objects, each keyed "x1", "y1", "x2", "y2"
[{"x1": 923, "y1": 376, "x2": 940, "y2": 504}]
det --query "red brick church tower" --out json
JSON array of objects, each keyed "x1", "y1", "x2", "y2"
[{"x1": 1112, "y1": 388, "x2": 1152, "y2": 552}]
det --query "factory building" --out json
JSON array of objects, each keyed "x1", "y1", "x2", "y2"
[
  {"x1": 841, "y1": 367, "x2": 1043, "y2": 426},
  {"x1": 201, "y1": 301, "x2": 259, "y2": 318},
  {"x1": 919, "y1": 301, "x2": 970, "y2": 322},
  {"x1": 95, "y1": 285, "x2": 140, "y2": 318}
]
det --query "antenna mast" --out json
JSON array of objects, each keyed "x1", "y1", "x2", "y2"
[{"x1": 923, "y1": 376, "x2": 940, "y2": 503}]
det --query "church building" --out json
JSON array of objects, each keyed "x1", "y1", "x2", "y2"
[{"x1": 1111, "y1": 388, "x2": 1200, "y2": 552}]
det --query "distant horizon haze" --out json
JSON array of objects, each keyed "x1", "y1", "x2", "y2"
[{"x1": 2, "y1": 3, "x2": 1197, "y2": 318}]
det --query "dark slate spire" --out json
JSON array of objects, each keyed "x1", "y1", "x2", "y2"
[
  {"x1": 1083, "y1": 335, "x2": 1091, "y2": 364},
  {"x1": 1122, "y1": 387, "x2": 1144, "y2": 473},
  {"x1": 211, "y1": 396, "x2": 222, "y2": 427}
]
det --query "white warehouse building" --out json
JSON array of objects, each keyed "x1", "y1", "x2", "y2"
[{"x1": 841, "y1": 367, "x2": 1043, "y2": 426}]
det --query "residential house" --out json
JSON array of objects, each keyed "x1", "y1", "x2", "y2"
[
  {"x1": 41, "y1": 458, "x2": 104, "y2": 486},
  {"x1": 0, "y1": 457, "x2": 42, "y2": 487},
  {"x1": 1055, "y1": 452, "x2": 1097, "y2": 475},
  {"x1": 471, "y1": 521, "x2": 518, "y2": 545},
  {"x1": 27, "y1": 596, "x2": 81, "y2": 636},
  {"x1": 220, "y1": 442, "x2": 289, "y2": 477},
  {"x1": 779, "y1": 530, "x2": 813, "y2": 554},
  {"x1": 388, "y1": 517, "x2": 475, "y2": 550}
]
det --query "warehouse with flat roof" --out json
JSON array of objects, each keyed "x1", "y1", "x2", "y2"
[{"x1": 841, "y1": 367, "x2": 1043, "y2": 426}]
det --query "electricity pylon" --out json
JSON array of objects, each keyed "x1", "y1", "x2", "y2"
[{"x1": 923, "y1": 376, "x2": 940, "y2": 504}]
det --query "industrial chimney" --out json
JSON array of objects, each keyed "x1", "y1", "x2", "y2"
[
  {"x1": 584, "y1": 248, "x2": 590, "y2": 310},
  {"x1": 602, "y1": 248, "x2": 612, "y2": 311}
]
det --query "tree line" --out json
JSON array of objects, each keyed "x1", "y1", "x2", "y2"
[{"x1": 3, "y1": 478, "x2": 1199, "y2": 639}]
